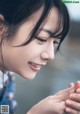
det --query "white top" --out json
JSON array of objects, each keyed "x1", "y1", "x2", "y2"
[
  {"x1": 0, "y1": 71, "x2": 8, "y2": 88},
  {"x1": 0, "y1": 71, "x2": 14, "y2": 89}
]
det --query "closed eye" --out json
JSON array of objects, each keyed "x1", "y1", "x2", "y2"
[{"x1": 35, "y1": 37, "x2": 46, "y2": 42}]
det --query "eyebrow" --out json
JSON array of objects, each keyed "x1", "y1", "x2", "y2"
[{"x1": 41, "y1": 28, "x2": 53, "y2": 36}]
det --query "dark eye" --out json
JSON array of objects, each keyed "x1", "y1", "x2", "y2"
[
  {"x1": 53, "y1": 41, "x2": 59, "y2": 44},
  {"x1": 53, "y1": 40, "x2": 60, "y2": 45},
  {"x1": 35, "y1": 37, "x2": 46, "y2": 42}
]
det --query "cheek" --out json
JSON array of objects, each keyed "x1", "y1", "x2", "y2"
[
  {"x1": 3, "y1": 46, "x2": 27, "y2": 71},
  {"x1": 4, "y1": 40, "x2": 43, "y2": 74},
  {"x1": 10, "y1": 48, "x2": 39, "y2": 79},
  {"x1": 6, "y1": 45, "x2": 37, "y2": 68},
  {"x1": 24, "y1": 41, "x2": 43, "y2": 57},
  {"x1": 4, "y1": 41, "x2": 42, "y2": 68}
]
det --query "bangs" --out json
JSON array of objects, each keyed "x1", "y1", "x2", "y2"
[
  {"x1": 25, "y1": 2, "x2": 69, "y2": 47},
  {"x1": 14, "y1": 0, "x2": 69, "y2": 49},
  {"x1": 49, "y1": 3, "x2": 69, "y2": 51}
]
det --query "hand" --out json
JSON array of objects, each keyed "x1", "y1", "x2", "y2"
[
  {"x1": 65, "y1": 81, "x2": 80, "y2": 114},
  {"x1": 27, "y1": 87, "x2": 73, "y2": 114}
]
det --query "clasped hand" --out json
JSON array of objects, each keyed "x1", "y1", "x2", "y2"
[{"x1": 27, "y1": 81, "x2": 80, "y2": 114}]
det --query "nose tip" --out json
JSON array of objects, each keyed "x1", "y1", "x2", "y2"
[
  {"x1": 40, "y1": 52, "x2": 49, "y2": 60},
  {"x1": 41, "y1": 51, "x2": 54, "y2": 61}
]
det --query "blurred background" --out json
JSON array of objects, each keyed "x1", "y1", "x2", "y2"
[{"x1": 15, "y1": 3, "x2": 80, "y2": 114}]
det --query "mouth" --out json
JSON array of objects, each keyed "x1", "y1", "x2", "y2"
[{"x1": 28, "y1": 61, "x2": 45, "y2": 72}]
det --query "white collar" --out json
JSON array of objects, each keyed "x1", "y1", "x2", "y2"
[{"x1": 0, "y1": 71, "x2": 8, "y2": 89}]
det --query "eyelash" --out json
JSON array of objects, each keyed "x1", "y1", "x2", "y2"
[
  {"x1": 35, "y1": 37, "x2": 46, "y2": 42},
  {"x1": 53, "y1": 41, "x2": 59, "y2": 44},
  {"x1": 35, "y1": 37, "x2": 60, "y2": 44}
]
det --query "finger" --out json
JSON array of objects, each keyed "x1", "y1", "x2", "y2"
[
  {"x1": 65, "y1": 107, "x2": 79, "y2": 114},
  {"x1": 69, "y1": 82, "x2": 74, "y2": 88},
  {"x1": 65, "y1": 99, "x2": 80, "y2": 111},
  {"x1": 68, "y1": 83, "x2": 75, "y2": 93},
  {"x1": 74, "y1": 81, "x2": 80, "y2": 92},
  {"x1": 69, "y1": 93, "x2": 80, "y2": 102},
  {"x1": 76, "y1": 88, "x2": 80, "y2": 93},
  {"x1": 55, "y1": 87, "x2": 74, "y2": 101}
]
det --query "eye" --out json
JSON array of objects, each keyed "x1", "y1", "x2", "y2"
[
  {"x1": 53, "y1": 41, "x2": 59, "y2": 44},
  {"x1": 35, "y1": 37, "x2": 46, "y2": 43},
  {"x1": 53, "y1": 40, "x2": 60, "y2": 45}
]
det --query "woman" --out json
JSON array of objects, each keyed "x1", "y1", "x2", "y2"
[{"x1": 0, "y1": 0, "x2": 80, "y2": 114}]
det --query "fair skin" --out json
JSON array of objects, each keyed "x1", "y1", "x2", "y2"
[
  {"x1": 1, "y1": 7, "x2": 60, "y2": 79},
  {"x1": 27, "y1": 82, "x2": 80, "y2": 114},
  {"x1": 0, "y1": 7, "x2": 80, "y2": 114}
]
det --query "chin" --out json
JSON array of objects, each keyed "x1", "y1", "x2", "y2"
[{"x1": 17, "y1": 71, "x2": 37, "y2": 80}]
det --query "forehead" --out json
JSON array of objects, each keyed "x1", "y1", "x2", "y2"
[
  {"x1": 34, "y1": 7, "x2": 59, "y2": 37},
  {"x1": 16, "y1": 6, "x2": 59, "y2": 39},
  {"x1": 43, "y1": 7, "x2": 59, "y2": 34},
  {"x1": 26, "y1": 6, "x2": 59, "y2": 33}
]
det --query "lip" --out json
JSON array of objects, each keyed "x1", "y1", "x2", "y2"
[{"x1": 28, "y1": 62, "x2": 42, "y2": 72}]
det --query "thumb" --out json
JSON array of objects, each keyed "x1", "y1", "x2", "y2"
[{"x1": 68, "y1": 82, "x2": 75, "y2": 93}]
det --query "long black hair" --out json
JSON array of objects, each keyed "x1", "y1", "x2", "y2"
[{"x1": 0, "y1": 0, "x2": 69, "y2": 50}]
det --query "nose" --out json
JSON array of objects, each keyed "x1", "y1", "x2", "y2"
[{"x1": 40, "y1": 46, "x2": 54, "y2": 61}]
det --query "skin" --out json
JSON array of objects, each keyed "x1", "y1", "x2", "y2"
[
  {"x1": 27, "y1": 82, "x2": 80, "y2": 114},
  {"x1": 1, "y1": 7, "x2": 60, "y2": 79},
  {"x1": 65, "y1": 82, "x2": 80, "y2": 114},
  {"x1": 0, "y1": 6, "x2": 80, "y2": 114}
]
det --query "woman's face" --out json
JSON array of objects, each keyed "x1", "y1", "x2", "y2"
[{"x1": 2, "y1": 7, "x2": 60, "y2": 79}]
